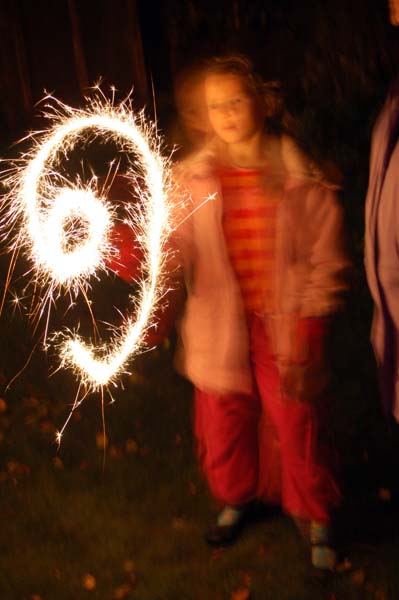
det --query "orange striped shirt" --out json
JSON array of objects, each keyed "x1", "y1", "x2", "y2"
[{"x1": 219, "y1": 167, "x2": 277, "y2": 313}]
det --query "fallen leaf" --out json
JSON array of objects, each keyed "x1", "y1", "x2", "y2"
[
  {"x1": 335, "y1": 558, "x2": 352, "y2": 573},
  {"x1": 175, "y1": 433, "x2": 182, "y2": 446},
  {"x1": 351, "y1": 569, "x2": 366, "y2": 586},
  {"x1": 113, "y1": 583, "x2": 132, "y2": 599},
  {"x1": 31, "y1": 595, "x2": 42, "y2": 600},
  {"x1": 239, "y1": 571, "x2": 251, "y2": 587},
  {"x1": 109, "y1": 445, "x2": 123, "y2": 459},
  {"x1": 231, "y1": 586, "x2": 250, "y2": 600},
  {"x1": 257, "y1": 543, "x2": 267, "y2": 557},
  {"x1": 211, "y1": 548, "x2": 225, "y2": 561},
  {"x1": 375, "y1": 590, "x2": 387, "y2": 600},
  {"x1": 125, "y1": 439, "x2": 138, "y2": 454},
  {"x1": 20, "y1": 464, "x2": 31, "y2": 477},
  {"x1": 25, "y1": 415, "x2": 37, "y2": 426},
  {"x1": 6, "y1": 461, "x2": 18, "y2": 474},
  {"x1": 96, "y1": 432, "x2": 108, "y2": 449},
  {"x1": 82, "y1": 573, "x2": 96, "y2": 590},
  {"x1": 37, "y1": 405, "x2": 49, "y2": 417},
  {"x1": 172, "y1": 517, "x2": 186, "y2": 530},
  {"x1": 0, "y1": 398, "x2": 7, "y2": 413},
  {"x1": 52, "y1": 457, "x2": 64, "y2": 470},
  {"x1": 23, "y1": 396, "x2": 39, "y2": 409},
  {"x1": 122, "y1": 559, "x2": 135, "y2": 573},
  {"x1": 40, "y1": 420, "x2": 56, "y2": 433},
  {"x1": 378, "y1": 488, "x2": 391, "y2": 502}
]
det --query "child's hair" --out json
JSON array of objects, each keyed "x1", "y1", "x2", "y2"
[{"x1": 203, "y1": 54, "x2": 284, "y2": 132}]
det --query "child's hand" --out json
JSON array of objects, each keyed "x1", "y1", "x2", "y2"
[{"x1": 277, "y1": 316, "x2": 331, "y2": 401}]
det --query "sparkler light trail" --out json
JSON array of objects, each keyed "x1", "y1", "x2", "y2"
[{"x1": 1, "y1": 92, "x2": 173, "y2": 391}]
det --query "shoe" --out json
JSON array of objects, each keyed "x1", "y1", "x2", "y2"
[
  {"x1": 204, "y1": 523, "x2": 241, "y2": 547},
  {"x1": 310, "y1": 521, "x2": 337, "y2": 571},
  {"x1": 204, "y1": 505, "x2": 245, "y2": 547}
]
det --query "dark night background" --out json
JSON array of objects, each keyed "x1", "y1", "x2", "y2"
[
  {"x1": 0, "y1": 0, "x2": 397, "y2": 156},
  {"x1": 1, "y1": 1, "x2": 399, "y2": 599}
]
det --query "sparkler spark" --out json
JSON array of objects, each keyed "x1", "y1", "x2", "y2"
[{"x1": 1, "y1": 93, "x2": 173, "y2": 391}]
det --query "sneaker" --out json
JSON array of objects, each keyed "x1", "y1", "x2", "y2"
[
  {"x1": 204, "y1": 505, "x2": 245, "y2": 547},
  {"x1": 310, "y1": 521, "x2": 337, "y2": 571}
]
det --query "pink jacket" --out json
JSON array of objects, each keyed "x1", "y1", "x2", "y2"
[
  {"x1": 365, "y1": 83, "x2": 399, "y2": 420},
  {"x1": 173, "y1": 142, "x2": 350, "y2": 394}
]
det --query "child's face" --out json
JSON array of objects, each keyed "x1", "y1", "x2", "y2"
[
  {"x1": 205, "y1": 73, "x2": 262, "y2": 145},
  {"x1": 389, "y1": 0, "x2": 399, "y2": 25}
]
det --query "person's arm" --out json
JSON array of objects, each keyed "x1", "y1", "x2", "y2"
[
  {"x1": 278, "y1": 183, "x2": 350, "y2": 401},
  {"x1": 299, "y1": 184, "x2": 350, "y2": 319}
]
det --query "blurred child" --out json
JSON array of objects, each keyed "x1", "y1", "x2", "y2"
[
  {"x1": 172, "y1": 55, "x2": 350, "y2": 570},
  {"x1": 168, "y1": 64, "x2": 211, "y2": 159}
]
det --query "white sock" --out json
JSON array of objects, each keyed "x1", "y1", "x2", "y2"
[{"x1": 217, "y1": 506, "x2": 242, "y2": 527}]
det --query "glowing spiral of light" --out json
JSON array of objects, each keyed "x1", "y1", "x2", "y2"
[
  {"x1": 35, "y1": 186, "x2": 111, "y2": 285},
  {"x1": 4, "y1": 97, "x2": 171, "y2": 390}
]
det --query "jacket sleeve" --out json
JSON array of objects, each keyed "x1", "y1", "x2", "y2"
[
  {"x1": 299, "y1": 184, "x2": 351, "y2": 317},
  {"x1": 271, "y1": 183, "x2": 351, "y2": 366}
]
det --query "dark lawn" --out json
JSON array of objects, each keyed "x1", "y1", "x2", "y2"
[{"x1": 1, "y1": 306, "x2": 399, "y2": 600}]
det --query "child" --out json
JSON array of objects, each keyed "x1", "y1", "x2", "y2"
[
  {"x1": 169, "y1": 63, "x2": 211, "y2": 159},
  {"x1": 172, "y1": 55, "x2": 350, "y2": 570}
]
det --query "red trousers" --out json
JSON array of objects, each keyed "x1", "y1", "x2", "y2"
[{"x1": 194, "y1": 314, "x2": 341, "y2": 523}]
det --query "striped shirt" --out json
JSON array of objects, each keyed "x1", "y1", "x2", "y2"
[{"x1": 219, "y1": 167, "x2": 277, "y2": 313}]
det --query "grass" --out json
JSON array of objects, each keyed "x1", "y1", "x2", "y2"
[
  {"x1": 0, "y1": 239, "x2": 398, "y2": 600},
  {"x1": 1, "y1": 318, "x2": 399, "y2": 600}
]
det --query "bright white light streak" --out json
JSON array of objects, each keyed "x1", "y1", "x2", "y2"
[
  {"x1": 43, "y1": 187, "x2": 110, "y2": 284},
  {"x1": 3, "y1": 95, "x2": 172, "y2": 390}
]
